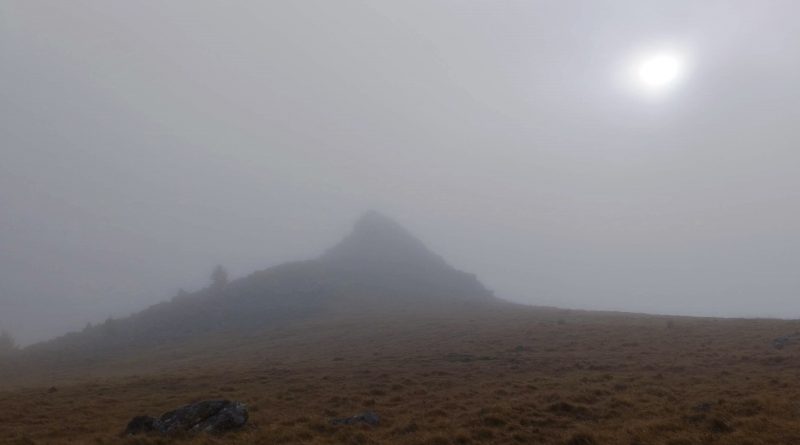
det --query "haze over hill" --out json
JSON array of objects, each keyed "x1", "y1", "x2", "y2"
[{"x1": 21, "y1": 212, "x2": 494, "y2": 362}]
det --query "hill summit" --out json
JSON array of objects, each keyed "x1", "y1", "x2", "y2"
[
  {"x1": 322, "y1": 210, "x2": 449, "y2": 268},
  {"x1": 315, "y1": 211, "x2": 490, "y2": 301},
  {"x1": 25, "y1": 212, "x2": 494, "y2": 359}
]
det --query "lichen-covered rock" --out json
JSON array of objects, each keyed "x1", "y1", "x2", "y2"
[{"x1": 124, "y1": 400, "x2": 248, "y2": 436}]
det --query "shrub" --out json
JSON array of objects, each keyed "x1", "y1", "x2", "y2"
[{"x1": 0, "y1": 330, "x2": 18, "y2": 355}]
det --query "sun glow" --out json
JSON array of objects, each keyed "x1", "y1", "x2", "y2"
[
  {"x1": 638, "y1": 54, "x2": 681, "y2": 88},
  {"x1": 626, "y1": 48, "x2": 688, "y2": 97}
]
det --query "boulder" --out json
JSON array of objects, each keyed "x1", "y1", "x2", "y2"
[
  {"x1": 124, "y1": 400, "x2": 248, "y2": 436},
  {"x1": 124, "y1": 416, "x2": 158, "y2": 435},
  {"x1": 772, "y1": 332, "x2": 800, "y2": 350},
  {"x1": 331, "y1": 411, "x2": 380, "y2": 426}
]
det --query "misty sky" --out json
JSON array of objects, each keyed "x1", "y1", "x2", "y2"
[{"x1": 2, "y1": 1, "x2": 800, "y2": 345}]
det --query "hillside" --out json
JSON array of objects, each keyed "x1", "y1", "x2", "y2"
[
  {"x1": 3, "y1": 306, "x2": 800, "y2": 444},
  {"x1": 7, "y1": 211, "x2": 494, "y2": 374}
]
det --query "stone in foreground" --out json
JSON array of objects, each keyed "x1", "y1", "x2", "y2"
[
  {"x1": 124, "y1": 400, "x2": 248, "y2": 435},
  {"x1": 331, "y1": 411, "x2": 380, "y2": 426}
]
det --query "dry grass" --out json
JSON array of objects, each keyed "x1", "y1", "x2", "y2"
[{"x1": 2, "y1": 304, "x2": 800, "y2": 444}]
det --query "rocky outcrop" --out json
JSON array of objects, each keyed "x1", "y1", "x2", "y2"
[{"x1": 124, "y1": 400, "x2": 248, "y2": 435}]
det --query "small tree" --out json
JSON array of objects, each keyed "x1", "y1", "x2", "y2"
[
  {"x1": 172, "y1": 288, "x2": 189, "y2": 301},
  {"x1": 101, "y1": 317, "x2": 118, "y2": 337},
  {"x1": 211, "y1": 265, "x2": 229, "y2": 290},
  {"x1": 0, "y1": 330, "x2": 18, "y2": 355}
]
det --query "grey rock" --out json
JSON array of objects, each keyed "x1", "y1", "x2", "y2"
[
  {"x1": 773, "y1": 332, "x2": 800, "y2": 350},
  {"x1": 124, "y1": 415, "x2": 158, "y2": 435},
  {"x1": 331, "y1": 411, "x2": 380, "y2": 426},
  {"x1": 124, "y1": 400, "x2": 248, "y2": 436}
]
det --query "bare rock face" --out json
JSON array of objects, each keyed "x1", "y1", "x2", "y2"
[{"x1": 124, "y1": 400, "x2": 248, "y2": 436}]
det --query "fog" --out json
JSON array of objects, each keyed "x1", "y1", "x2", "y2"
[{"x1": 2, "y1": 1, "x2": 799, "y2": 345}]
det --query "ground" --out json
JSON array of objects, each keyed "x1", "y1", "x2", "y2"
[{"x1": 2, "y1": 305, "x2": 800, "y2": 445}]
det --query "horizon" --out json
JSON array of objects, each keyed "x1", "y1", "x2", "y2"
[{"x1": 14, "y1": 209, "x2": 797, "y2": 348}]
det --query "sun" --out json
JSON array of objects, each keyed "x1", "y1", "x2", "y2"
[
  {"x1": 638, "y1": 54, "x2": 681, "y2": 88},
  {"x1": 626, "y1": 49, "x2": 688, "y2": 96}
]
